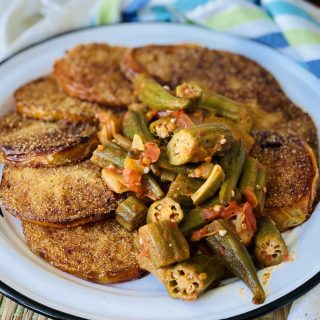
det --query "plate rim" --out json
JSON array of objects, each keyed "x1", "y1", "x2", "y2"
[{"x1": 0, "y1": 22, "x2": 319, "y2": 320}]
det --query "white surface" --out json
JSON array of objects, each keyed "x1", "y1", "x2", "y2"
[{"x1": 0, "y1": 23, "x2": 319, "y2": 320}]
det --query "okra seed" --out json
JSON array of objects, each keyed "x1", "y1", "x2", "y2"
[
  {"x1": 231, "y1": 190, "x2": 235, "y2": 197},
  {"x1": 218, "y1": 230, "x2": 227, "y2": 237},
  {"x1": 220, "y1": 138, "x2": 227, "y2": 145}
]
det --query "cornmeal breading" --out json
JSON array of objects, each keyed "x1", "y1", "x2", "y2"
[
  {"x1": 23, "y1": 219, "x2": 145, "y2": 283},
  {"x1": 0, "y1": 161, "x2": 124, "y2": 226},
  {"x1": 14, "y1": 75, "x2": 104, "y2": 123},
  {"x1": 0, "y1": 112, "x2": 97, "y2": 166},
  {"x1": 54, "y1": 44, "x2": 133, "y2": 107}
]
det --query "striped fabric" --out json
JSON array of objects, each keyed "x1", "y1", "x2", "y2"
[{"x1": 118, "y1": 0, "x2": 320, "y2": 78}]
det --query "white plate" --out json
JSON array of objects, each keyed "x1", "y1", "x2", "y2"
[{"x1": 0, "y1": 23, "x2": 319, "y2": 320}]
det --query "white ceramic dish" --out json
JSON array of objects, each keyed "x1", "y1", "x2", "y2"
[{"x1": 0, "y1": 23, "x2": 319, "y2": 320}]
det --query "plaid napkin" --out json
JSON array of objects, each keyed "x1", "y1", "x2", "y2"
[{"x1": 0, "y1": 0, "x2": 319, "y2": 319}]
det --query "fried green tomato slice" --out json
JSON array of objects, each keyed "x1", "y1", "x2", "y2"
[
  {"x1": 0, "y1": 112, "x2": 98, "y2": 166},
  {"x1": 23, "y1": 219, "x2": 145, "y2": 283}
]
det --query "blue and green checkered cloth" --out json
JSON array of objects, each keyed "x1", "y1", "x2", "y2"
[{"x1": 96, "y1": 0, "x2": 320, "y2": 78}]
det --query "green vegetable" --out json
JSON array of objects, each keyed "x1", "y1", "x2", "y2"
[
  {"x1": 254, "y1": 217, "x2": 288, "y2": 267},
  {"x1": 196, "y1": 219, "x2": 266, "y2": 304},
  {"x1": 163, "y1": 254, "x2": 225, "y2": 301},
  {"x1": 136, "y1": 221, "x2": 190, "y2": 268},
  {"x1": 180, "y1": 206, "x2": 222, "y2": 237},
  {"x1": 219, "y1": 140, "x2": 246, "y2": 205},
  {"x1": 123, "y1": 109, "x2": 154, "y2": 142},
  {"x1": 150, "y1": 117, "x2": 178, "y2": 140},
  {"x1": 200, "y1": 89, "x2": 252, "y2": 132},
  {"x1": 91, "y1": 142, "x2": 127, "y2": 168},
  {"x1": 147, "y1": 197, "x2": 184, "y2": 224},
  {"x1": 239, "y1": 157, "x2": 267, "y2": 215},
  {"x1": 167, "y1": 174, "x2": 204, "y2": 207},
  {"x1": 191, "y1": 164, "x2": 225, "y2": 206},
  {"x1": 160, "y1": 169, "x2": 177, "y2": 182},
  {"x1": 142, "y1": 174, "x2": 165, "y2": 201},
  {"x1": 167, "y1": 123, "x2": 233, "y2": 165},
  {"x1": 156, "y1": 152, "x2": 196, "y2": 175},
  {"x1": 134, "y1": 74, "x2": 192, "y2": 111},
  {"x1": 116, "y1": 196, "x2": 148, "y2": 231}
]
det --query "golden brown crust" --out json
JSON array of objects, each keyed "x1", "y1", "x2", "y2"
[
  {"x1": 54, "y1": 44, "x2": 134, "y2": 107},
  {"x1": 0, "y1": 112, "x2": 97, "y2": 166},
  {"x1": 14, "y1": 76, "x2": 104, "y2": 123},
  {"x1": 125, "y1": 45, "x2": 318, "y2": 151},
  {"x1": 23, "y1": 219, "x2": 145, "y2": 283},
  {"x1": 0, "y1": 161, "x2": 125, "y2": 225},
  {"x1": 250, "y1": 131, "x2": 316, "y2": 208}
]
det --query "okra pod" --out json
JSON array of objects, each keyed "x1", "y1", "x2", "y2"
[
  {"x1": 175, "y1": 82, "x2": 203, "y2": 102},
  {"x1": 141, "y1": 174, "x2": 165, "y2": 201},
  {"x1": 167, "y1": 174, "x2": 204, "y2": 207},
  {"x1": 239, "y1": 157, "x2": 267, "y2": 215},
  {"x1": 150, "y1": 117, "x2": 178, "y2": 140},
  {"x1": 167, "y1": 123, "x2": 233, "y2": 165},
  {"x1": 191, "y1": 164, "x2": 225, "y2": 206},
  {"x1": 156, "y1": 152, "x2": 195, "y2": 175},
  {"x1": 91, "y1": 142, "x2": 127, "y2": 168},
  {"x1": 123, "y1": 109, "x2": 154, "y2": 142},
  {"x1": 179, "y1": 206, "x2": 223, "y2": 237},
  {"x1": 147, "y1": 197, "x2": 184, "y2": 224},
  {"x1": 201, "y1": 90, "x2": 252, "y2": 132},
  {"x1": 116, "y1": 195, "x2": 148, "y2": 231},
  {"x1": 134, "y1": 74, "x2": 192, "y2": 111},
  {"x1": 160, "y1": 169, "x2": 177, "y2": 182},
  {"x1": 219, "y1": 140, "x2": 246, "y2": 205},
  {"x1": 254, "y1": 217, "x2": 288, "y2": 267},
  {"x1": 201, "y1": 219, "x2": 265, "y2": 304},
  {"x1": 163, "y1": 254, "x2": 225, "y2": 301},
  {"x1": 136, "y1": 221, "x2": 190, "y2": 268}
]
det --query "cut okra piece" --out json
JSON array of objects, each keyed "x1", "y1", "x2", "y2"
[
  {"x1": 142, "y1": 174, "x2": 164, "y2": 201},
  {"x1": 123, "y1": 109, "x2": 154, "y2": 142},
  {"x1": 200, "y1": 89, "x2": 252, "y2": 132},
  {"x1": 116, "y1": 196, "x2": 148, "y2": 231},
  {"x1": 180, "y1": 206, "x2": 223, "y2": 237},
  {"x1": 150, "y1": 117, "x2": 178, "y2": 140},
  {"x1": 147, "y1": 197, "x2": 184, "y2": 224},
  {"x1": 201, "y1": 219, "x2": 266, "y2": 304},
  {"x1": 219, "y1": 140, "x2": 246, "y2": 205},
  {"x1": 254, "y1": 217, "x2": 288, "y2": 267},
  {"x1": 91, "y1": 142, "x2": 127, "y2": 168},
  {"x1": 160, "y1": 169, "x2": 177, "y2": 182},
  {"x1": 167, "y1": 174, "x2": 204, "y2": 208},
  {"x1": 134, "y1": 74, "x2": 192, "y2": 111},
  {"x1": 191, "y1": 165, "x2": 225, "y2": 206},
  {"x1": 167, "y1": 123, "x2": 233, "y2": 165},
  {"x1": 238, "y1": 157, "x2": 267, "y2": 215},
  {"x1": 163, "y1": 254, "x2": 225, "y2": 301},
  {"x1": 137, "y1": 221, "x2": 190, "y2": 268}
]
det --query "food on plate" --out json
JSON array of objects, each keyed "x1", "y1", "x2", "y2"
[
  {"x1": 254, "y1": 216, "x2": 288, "y2": 267},
  {"x1": 0, "y1": 161, "x2": 124, "y2": 227},
  {"x1": 0, "y1": 112, "x2": 97, "y2": 166},
  {"x1": 192, "y1": 219, "x2": 265, "y2": 304},
  {"x1": 23, "y1": 219, "x2": 144, "y2": 283},
  {"x1": 162, "y1": 254, "x2": 225, "y2": 301},
  {"x1": 0, "y1": 42, "x2": 318, "y2": 305},
  {"x1": 54, "y1": 44, "x2": 133, "y2": 107},
  {"x1": 250, "y1": 131, "x2": 319, "y2": 231},
  {"x1": 14, "y1": 76, "x2": 104, "y2": 123},
  {"x1": 122, "y1": 45, "x2": 318, "y2": 150}
]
